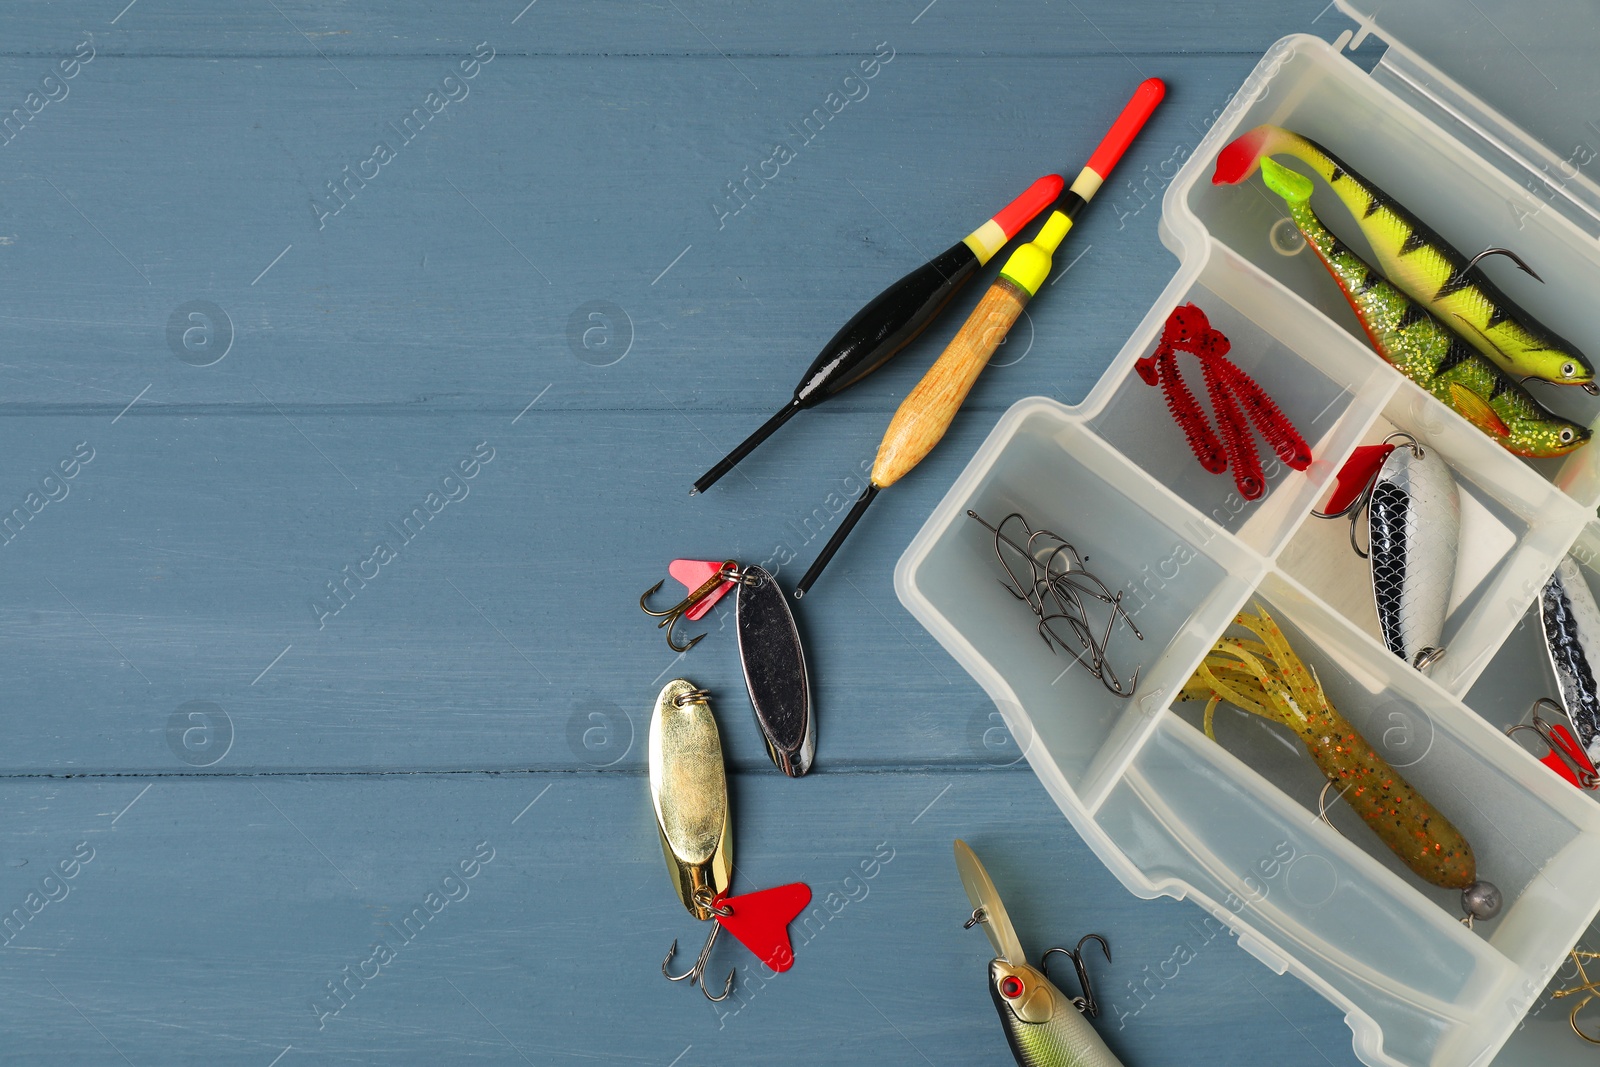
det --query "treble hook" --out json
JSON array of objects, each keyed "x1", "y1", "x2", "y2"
[
  {"x1": 662, "y1": 920, "x2": 735, "y2": 1002},
  {"x1": 1041, "y1": 934, "x2": 1112, "y2": 1018},
  {"x1": 639, "y1": 560, "x2": 740, "y2": 652}
]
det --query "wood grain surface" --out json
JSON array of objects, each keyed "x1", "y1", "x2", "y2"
[
  {"x1": 874, "y1": 278, "x2": 1027, "y2": 488},
  {"x1": 0, "y1": 2, "x2": 1394, "y2": 1063}
]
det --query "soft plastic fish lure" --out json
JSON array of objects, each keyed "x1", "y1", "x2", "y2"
[
  {"x1": 1214, "y1": 124, "x2": 1597, "y2": 389},
  {"x1": 1256, "y1": 158, "x2": 1588, "y2": 458},
  {"x1": 1180, "y1": 606, "x2": 1485, "y2": 894}
]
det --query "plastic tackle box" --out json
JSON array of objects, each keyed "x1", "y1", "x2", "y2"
[{"x1": 896, "y1": 4, "x2": 1600, "y2": 1065}]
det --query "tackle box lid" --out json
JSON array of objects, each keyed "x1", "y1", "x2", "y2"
[{"x1": 1336, "y1": 0, "x2": 1600, "y2": 235}]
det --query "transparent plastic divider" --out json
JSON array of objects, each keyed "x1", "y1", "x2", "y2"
[
  {"x1": 894, "y1": 400, "x2": 1264, "y2": 802},
  {"x1": 1436, "y1": 827, "x2": 1600, "y2": 1066},
  {"x1": 1440, "y1": 510, "x2": 1585, "y2": 699},
  {"x1": 1174, "y1": 35, "x2": 1600, "y2": 506},
  {"x1": 1085, "y1": 241, "x2": 1398, "y2": 559},
  {"x1": 1098, "y1": 716, "x2": 1499, "y2": 1067},
  {"x1": 1557, "y1": 423, "x2": 1600, "y2": 508},
  {"x1": 1495, "y1": 906, "x2": 1600, "y2": 1066},
  {"x1": 1076, "y1": 560, "x2": 1259, "y2": 814}
]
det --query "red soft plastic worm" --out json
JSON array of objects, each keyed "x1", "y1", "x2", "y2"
[
  {"x1": 1216, "y1": 355, "x2": 1311, "y2": 469},
  {"x1": 1200, "y1": 350, "x2": 1265, "y2": 499},
  {"x1": 1157, "y1": 347, "x2": 1226, "y2": 472},
  {"x1": 1136, "y1": 305, "x2": 1226, "y2": 473},
  {"x1": 1138, "y1": 303, "x2": 1309, "y2": 499}
]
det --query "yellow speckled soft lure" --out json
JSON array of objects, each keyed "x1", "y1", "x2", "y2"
[
  {"x1": 1179, "y1": 606, "x2": 1484, "y2": 894},
  {"x1": 1255, "y1": 158, "x2": 1587, "y2": 458},
  {"x1": 1214, "y1": 124, "x2": 1596, "y2": 389}
]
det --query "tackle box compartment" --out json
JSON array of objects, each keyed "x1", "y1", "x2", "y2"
[{"x1": 897, "y1": 6, "x2": 1600, "y2": 1065}]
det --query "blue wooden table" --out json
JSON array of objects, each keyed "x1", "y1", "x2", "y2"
[{"x1": 0, "y1": 2, "x2": 1394, "y2": 1063}]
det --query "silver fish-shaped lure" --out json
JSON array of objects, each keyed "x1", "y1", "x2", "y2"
[
  {"x1": 1541, "y1": 556, "x2": 1600, "y2": 760},
  {"x1": 955, "y1": 841, "x2": 1126, "y2": 1067},
  {"x1": 1368, "y1": 441, "x2": 1459, "y2": 670}
]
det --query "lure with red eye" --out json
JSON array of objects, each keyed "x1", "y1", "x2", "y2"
[
  {"x1": 986, "y1": 958, "x2": 1124, "y2": 1067},
  {"x1": 957, "y1": 841, "x2": 1127, "y2": 1067}
]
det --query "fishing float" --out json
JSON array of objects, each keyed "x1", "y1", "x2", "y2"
[
  {"x1": 792, "y1": 77, "x2": 1166, "y2": 599},
  {"x1": 690, "y1": 173, "x2": 1066, "y2": 495}
]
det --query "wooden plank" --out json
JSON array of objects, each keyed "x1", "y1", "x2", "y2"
[
  {"x1": 0, "y1": 0, "x2": 1343, "y2": 58},
  {"x1": 0, "y1": 52, "x2": 1251, "y2": 412},
  {"x1": 0, "y1": 49, "x2": 1263, "y2": 773},
  {"x1": 0, "y1": 770, "x2": 1361, "y2": 1064},
  {"x1": 0, "y1": 409, "x2": 1052, "y2": 774}
]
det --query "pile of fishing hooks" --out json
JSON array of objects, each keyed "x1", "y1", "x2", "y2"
[{"x1": 968, "y1": 510, "x2": 1143, "y2": 696}]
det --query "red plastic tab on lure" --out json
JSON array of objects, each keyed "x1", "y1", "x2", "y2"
[
  {"x1": 714, "y1": 883, "x2": 811, "y2": 972},
  {"x1": 669, "y1": 559, "x2": 737, "y2": 621},
  {"x1": 1543, "y1": 722, "x2": 1599, "y2": 788},
  {"x1": 1321, "y1": 443, "x2": 1396, "y2": 516}
]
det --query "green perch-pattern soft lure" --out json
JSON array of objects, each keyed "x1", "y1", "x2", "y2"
[
  {"x1": 1257, "y1": 158, "x2": 1589, "y2": 458},
  {"x1": 1215, "y1": 124, "x2": 1597, "y2": 390}
]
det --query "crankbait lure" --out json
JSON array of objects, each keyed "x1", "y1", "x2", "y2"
[
  {"x1": 691, "y1": 172, "x2": 1065, "y2": 494},
  {"x1": 640, "y1": 561, "x2": 815, "y2": 776},
  {"x1": 1542, "y1": 556, "x2": 1600, "y2": 761},
  {"x1": 1315, "y1": 435, "x2": 1459, "y2": 670},
  {"x1": 1256, "y1": 158, "x2": 1588, "y2": 458},
  {"x1": 954, "y1": 840, "x2": 1125, "y2": 1067},
  {"x1": 1214, "y1": 124, "x2": 1597, "y2": 389},
  {"x1": 650, "y1": 680, "x2": 813, "y2": 999},
  {"x1": 1180, "y1": 607, "x2": 1500, "y2": 920}
]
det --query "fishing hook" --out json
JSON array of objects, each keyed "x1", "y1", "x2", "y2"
[
  {"x1": 968, "y1": 510, "x2": 1143, "y2": 697},
  {"x1": 1466, "y1": 246, "x2": 1544, "y2": 284},
  {"x1": 639, "y1": 560, "x2": 742, "y2": 652},
  {"x1": 1316, "y1": 778, "x2": 1353, "y2": 830},
  {"x1": 1310, "y1": 432, "x2": 1424, "y2": 560},
  {"x1": 1506, "y1": 697, "x2": 1600, "y2": 790},
  {"x1": 662, "y1": 892, "x2": 736, "y2": 1002},
  {"x1": 1041, "y1": 934, "x2": 1112, "y2": 1018},
  {"x1": 1519, "y1": 372, "x2": 1600, "y2": 396},
  {"x1": 1552, "y1": 949, "x2": 1600, "y2": 1045}
]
